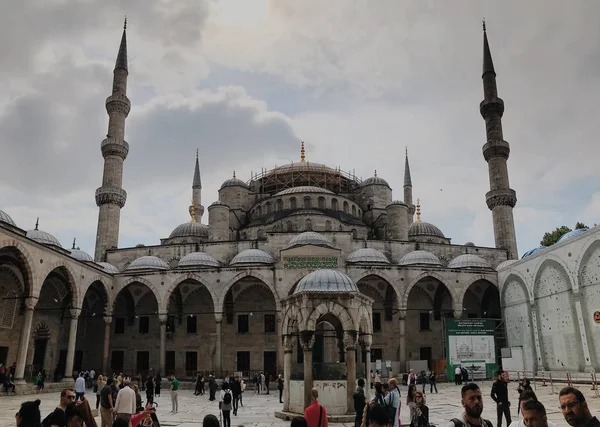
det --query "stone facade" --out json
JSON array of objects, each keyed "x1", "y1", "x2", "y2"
[{"x1": 497, "y1": 225, "x2": 600, "y2": 373}]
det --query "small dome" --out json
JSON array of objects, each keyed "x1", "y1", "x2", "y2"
[
  {"x1": 448, "y1": 254, "x2": 491, "y2": 269},
  {"x1": 295, "y1": 269, "x2": 358, "y2": 294},
  {"x1": 135, "y1": 244, "x2": 146, "y2": 248},
  {"x1": 178, "y1": 252, "x2": 220, "y2": 268},
  {"x1": 98, "y1": 262, "x2": 120, "y2": 274},
  {"x1": 398, "y1": 250, "x2": 442, "y2": 267},
  {"x1": 522, "y1": 246, "x2": 547, "y2": 259},
  {"x1": 230, "y1": 249, "x2": 274, "y2": 266},
  {"x1": 70, "y1": 248, "x2": 93, "y2": 262},
  {"x1": 169, "y1": 222, "x2": 208, "y2": 239},
  {"x1": 347, "y1": 248, "x2": 390, "y2": 265},
  {"x1": 557, "y1": 228, "x2": 589, "y2": 243},
  {"x1": 496, "y1": 259, "x2": 519, "y2": 270},
  {"x1": 288, "y1": 232, "x2": 333, "y2": 248},
  {"x1": 125, "y1": 256, "x2": 169, "y2": 271},
  {"x1": 464, "y1": 242, "x2": 475, "y2": 247},
  {"x1": 209, "y1": 200, "x2": 228, "y2": 207},
  {"x1": 27, "y1": 229, "x2": 62, "y2": 247},
  {"x1": 387, "y1": 200, "x2": 407, "y2": 208},
  {"x1": 274, "y1": 186, "x2": 334, "y2": 196},
  {"x1": 362, "y1": 174, "x2": 390, "y2": 187},
  {"x1": 409, "y1": 222, "x2": 445, "y2": 238},
  {"x1": 220, "y1": 177, "x2": 249, "y2": 190},
  {"x1": 0, "y1": 210, "x2": 17, "y2": 227}
]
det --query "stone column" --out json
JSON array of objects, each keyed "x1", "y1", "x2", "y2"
[
  {"x1": 345, "y1": 332, "x2": 357, "y2": 414},
  {"x1": 158, "y1": 314, "x2": 167, "y2": 375},
  {"x1": 365, "y1": 347, "x2": 372, "y2": 399},
  {"x1": 398, "y1": 310, "x2": 407, "y2": 372},
  {"x1": 214, "y1": 313, "x2": 223, "y2": 375},
  {"x1": 283, "y1": 336, "x2": 294, "y2": 412},
  {"x1": 302, "y1": 332, "x2": 315, "y2": 409},
  {"x1": 276, "y1": 314, "x2": 284, "y2": 374},
  {"x1": 15, "y1": 297, "x2": 37, "y2": 382},
  {"x1": 573, "y1": 296, "x2": 594, "y2": 372},
  {"x1": 63, "y1": 308, "x2": 81, "y2": 380},
  {"x1": 102, "y1": 316, "x2": 112, "y2": 375},
  {"x1": 529, "y1": 303, "x2": 544, "y2": 371}
]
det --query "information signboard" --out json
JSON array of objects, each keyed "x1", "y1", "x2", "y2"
[{"x1": 445, "y1": 318, "x2": 498, "y2": 380}]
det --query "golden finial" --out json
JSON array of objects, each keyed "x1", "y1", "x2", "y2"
[
  {"x1": 374, "y1": 169, "x2": 377, "y2": 177},
  {"x1": 416, "y1": 198, "x2": 422, "y2": 223},
  {"x1": 233, "y1": 171, "x2": 236, "y2": 179},
  {"x1": 189, "y1": 200, "x2": 197, "y2": 223},
  {"x1": 300, "y1": 141, "x2": 306, "y2": 162}
]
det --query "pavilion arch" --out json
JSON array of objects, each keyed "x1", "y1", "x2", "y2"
[
  {"x1": 119, "y1": 276, "x2": 163, "y2": 312},
  {"x1": 356, "y1": 304, "x2": 373, "y2": 335},
  {"x1": 37, "y1": 262, "x2": 80, "y2": 308},
  {"x1": 161, "y1": 273, "x2": 217, "y2": 314},
  {"x1": 402, "y1": 271, "x2": 458, "y2": 311},
  {"x1": 0, "y1": 239, "x2": 37, "y2": 295},
  {"x1": 217, "y1": 270, "x2": 280, "y2": 313},
  {"x1": 282, "y1": 303, "x2": 304, "y2": 334},
  {"x1": 458, "y1": 277, "x2": 500, "y2": 317},
  {"x1": 306, "y1": 302, "x2": 353, "y2": 332}
]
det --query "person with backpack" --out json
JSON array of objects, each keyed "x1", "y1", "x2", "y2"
[
  {"x1": 353, "y1": 379, "x2": 366, "y2": 427},
  {"x1": 362, "y1": 383, "x2": 386, "y2": 427},
  {"x1": 220, "y1": 382, "x2": 233, "y2": 427},
  {"x1": 383, "y1": 378, "x2": 401, "y2": 427},
  {"x1": 446, "y1": 383, "x2": 493, "y2": 427},
  {"x1": 304, "y1": 388, "x2": 328, "y2": 427}
]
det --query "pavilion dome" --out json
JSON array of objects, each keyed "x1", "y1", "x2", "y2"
[
  {"x1": 287, "y1": 232, "x2": 333, "y2": 248},
  {"x1": 168, "y1": 222, "x2": 208, "y2": 239},
  {"x1": 230, "y1": 249, "x2": 274, "y2": 266},
  {"x1": 409, "y1": 222, "x2": 445, "y2": 239},
  {"x1": 274, "y1": 186, "x2": 334, "y2": 196},
  {"x1": 398, "y1": 250, "x2": 442, "y2": 267},
  {"x1": 27, "y1": 227, "x2": 62, "y2": 248},
  {"x1": 464, "y1": 242, "x2": 475, "y2": 247},
  {"x1": 496, "y1": 259, "x2": 519, "y2": 270},
  {"x1": 448, "y1": 254, "x2": 491, "y2": 269},
  {"x1": 522, "y1": 246, "x2": 547, "y2": 259},
  {"x1": 125, "y1": 256, "x2": 169, "y2": 271},
  {"x1": 0, "y1": 210, "x2": 16, "y2": 227},
  {"x1": 97, "y1": 262, "x2": 120, "y2": 274},
  {"x1": 220, "y1": 176, "x2": 249, "y2": 190},
  {"x1": 295, "y1": 269, "x2": 358, "y2": 294},
  {"x1": 70, "y1": 248, "x2": 93, "y2": 262},
  {"x1": 557, "y1": 228, "x2": 589, "y2": 243},
  {"x1": 178, "y1": 252, "x2": 220, "y2": 268},
  {"x1": 347, "y1": 248, "x2": 390, "y2": 265}
]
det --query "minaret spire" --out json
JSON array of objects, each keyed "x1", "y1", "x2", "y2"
[
  {"x1": 480, "y1": 24, "x2": 518, "y2": 259},
  {"x1": 403, "y1": 148, "x2": 415, "y2": 226},
  {"x1": 94, "y1": 22, "x2": 132, "y2": 261},
  {"x1": 190, "y1": 150, "x2": 204, "y2": 220}
]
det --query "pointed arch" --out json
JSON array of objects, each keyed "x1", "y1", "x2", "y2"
[
  {"x1": 37, "y1": 261, "x2": 80, "y2": 308},
  {"x1": 0, "y1": 239, "x2": 37, "y2": 297},
  {"x1": 576, "y1": 237, "x2": 600, "y2": 288},
  {"x1": 533, "y1": 257, "x2": 574, "y2": 299},
  {"x1": 457, "y1": 274, "x2": 498, "y2": 311},
  {"x1": 501, "y1": 273, "x2": 531, "y2": 307},
  {"x1": 403, "y1": 271, "x2": 457, "y2": 310},
  {"x1": 216, "y1": 270, "x2": 279, "y2": 313},
  {"x1": 82, "y1": 276, "x2": 112, "y2": 312},
  {"x1": 118, "y1": 276, "x2": 163, "y2": 312},
  {"x1": 161, "y1": 273, "x2": 216, "y2": 314},
  {"x1": 282, "y1": 303, "x2": 304, "y2": 334},
  {"x1": 306, "y1": 302, "x2": 353, "y2": 332},
  {"x1": 356, "y1": 304, "x2": 373, "y2": 335}
]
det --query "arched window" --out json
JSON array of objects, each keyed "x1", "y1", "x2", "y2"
[
  {"x1": 331, "y1": 198, "x2": 338, "y2": 211},
  {"x1": 343, "y1": 201, "x2": 349, "y2": 214},
  {"x1": 265, "y1": 202, "x2": 272, "y2": 214},
  {"x1": 351, "y1": 205, "x2": 357, "y2": 217},
  {"x1": 290, "y1": 197, "x2": 297, "y2": 210},
  {"x1": 305, "y1": 219, "x2": 312, "y2": 231},
  {"x1": 276, "y1": 199, "x2": 283, "y2": 211},
  {"x1": 318, "y1": 197, "x2": 326, "y2": 209},
  {"x1": 286, "y1": 221, "x2": 293, "y2": 232},
  {"x1": 304, "y1": 197, "x2": 312, "y2": 209},
  {"x1": 325, "y1": 220, "x2": 332, "y2": 231}
]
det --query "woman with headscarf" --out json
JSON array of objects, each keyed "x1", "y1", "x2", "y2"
[{"x1": 16, "y1": 399, "x2": 42, "y2": 427}]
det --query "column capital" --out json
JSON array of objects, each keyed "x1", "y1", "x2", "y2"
[
  {"x1": 70, "y1": 308, "x2": 81, "y2": 319},
  {"x1": 300, "y1": 331, "x2": 315, "y2": 350},
  {"x1": 214, "y1": 312, "x2": 223, "y2": 323},
  {"x1": 283, "y1": 335, "x2": 295, "y2": 353},
  {"x1": 24, "y1": 297, "x2": 38, "y2": 310},
  {"x1": 344, "y1": 331, "x2": 358, "y2": 350},
  {"x1": 158, "y1": 313, "x2": 168, "y2": 324},
  {"x1": 360, "y1": 333, "x2": 373, "y2": 348},
  {"x1": 453, "y1": 309, "x2": 464, "y2": 319},
  {"x1": 397, "y1": 309, "x2": 407, "y2": 320},
  {"x1": 104, "y1": 315, "x2": 113, "y2": 325}
]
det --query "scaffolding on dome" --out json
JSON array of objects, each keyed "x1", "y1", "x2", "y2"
[{"x1": 247, "y1": 162, "x2": 362, "y2": 195}]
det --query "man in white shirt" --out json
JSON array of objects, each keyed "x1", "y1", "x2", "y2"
[
  {"x1": 114, "y1": 378, "x2": 136, "y2": 422},
  {"x1": 384, "y1": 378, "x2": 401, "y2": 427},
  {"x1": 74, "y1": 373, "x2": 86, "y2": 401}
]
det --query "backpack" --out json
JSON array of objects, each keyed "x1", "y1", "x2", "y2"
[
  {"x1": 353, "y1": 390, "x2": 366, "y2": 413},
  {"x1": 223, "y1": 391, "x2": 232, "y2": 404}
]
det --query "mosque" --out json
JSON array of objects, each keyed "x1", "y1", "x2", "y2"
[{"x1": 0, "y1": 22, "x2": 598, "y2": 391}]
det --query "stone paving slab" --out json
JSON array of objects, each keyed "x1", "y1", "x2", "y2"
[{"x1": 0, "y1": 381, "x2": 597, "y2": 427}]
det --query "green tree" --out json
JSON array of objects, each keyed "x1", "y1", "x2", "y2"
[{"x1": 540, "y1": 222, "x2": 589, "y2": 247}]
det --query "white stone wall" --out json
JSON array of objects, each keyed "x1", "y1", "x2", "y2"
[
  {"x1": 289, "y1": 380, "x2": 348, "y2": 415},
  {"x1": 498, "y1": 225, "x2": 600, "y2": 373}
]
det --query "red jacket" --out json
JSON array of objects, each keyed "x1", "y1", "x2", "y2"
[{"x1": 304, "y1": 400, "x2": 328, "y2": 427}]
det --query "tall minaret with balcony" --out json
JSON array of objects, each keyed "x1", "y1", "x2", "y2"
[
  {"x1": 403, "y1": 148, "x2": 415, "y2": 228},
  {"x1": 94, "y1": 20, "x2": 131, "y2": 261},
  {"x1": 480, "y1": 22, "x2": 518, "y2": 259}
]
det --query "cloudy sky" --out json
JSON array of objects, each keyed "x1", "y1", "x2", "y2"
[{"x1": 0, "y1": 0, "x2": 598, "y2": 257}]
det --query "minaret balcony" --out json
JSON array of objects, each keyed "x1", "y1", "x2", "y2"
[
  {"x1": 95, "y1": 187, "x2": 127, "y2": 208},
  {"x1": 479, "y1": 97, "x2": 504, "y2": 118},
  {"x1": 105, "y1": 94, "x2": 131, "y2": 116},
  {"x1": 485, "y1": 188, "x2": 517, "y2": 210},
  {"x1": 101, "y1": 137, "x2": 129, "y2": 159},
  {"x1": 482, "y1": 139, "x2": 510, "y2": 161}
]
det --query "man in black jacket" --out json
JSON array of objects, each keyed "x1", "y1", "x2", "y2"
[
  {"x1": 491, "y1": 370, "x2": 512, "y2": 427},
  {"x1": 231, "y1": 376, "x2": 242, "y2": 416},
  {"x1": 353, "y1": 379, "x2": 366, "y2": 427}
]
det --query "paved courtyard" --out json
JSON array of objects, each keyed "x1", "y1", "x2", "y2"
[{"x1": 1, "y1": 381, "x2": 597, "y2": 427}]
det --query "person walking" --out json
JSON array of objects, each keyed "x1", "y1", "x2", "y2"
[
  {"x1": 231, "y1": 376, "x2": 242, "y2": 416},
  {"x1": 99, "y1": 378, "x2": 114, "y2": 427},
  {"x1": 170, "y1": 375, "x2": 180, "y2": 413},
  {"x1": 114, "y1": 378, "x2": 136, "y2": 422},
  {"x1": 74, "y1": 373, "x2": 86, "y2": 401},
  {"x1": 384, "y1": 378, "x2": 401, "y2": 427},
  {"x1": 491, "y1": 371, "x2": 512, "y2": 427},
  {"x1": 145, "y1": 376, "x2": 154, "y2": 404},
  {"x1": 304, "y1": 388, "x2": 328, "y2": 427},
  {"x1": 95, "y1": 375, "x2": 105, "y2": 409},
  {"x1": 277, "y1": 374, "x2": 284, "y2": 403},
  {"x1": 429, "y1": 370, "x2": 438, "y2": 394},
  {"x1": 154, "y1": 373, "x2": 162, "y2": 397},
  {"x1": 265, "y1": 373, "x2": 270, "y2": 394},
  {"x1": 353, "y1": 379, "x2": 366, "y2": 427},
  {"x1": 411, "y1": 391, "x2": 430, "y2": 427},
  {"x1": 220, "y1": 382, "x2": 233, "y2": 427}
]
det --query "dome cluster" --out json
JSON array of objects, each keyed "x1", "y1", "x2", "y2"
[{"x1": 295, "y1": 269, "x2": 358, "y2": 294}]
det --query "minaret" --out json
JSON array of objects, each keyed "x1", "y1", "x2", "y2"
[
  {"x1": 94, "y1": 19, "x2": 131, "y2": 261},
  {"x1": 480, "y1": 22, "x2": 518, "y2": 259},
  {"x1": 190, "y1": 149, "x2": 204, "y2": 221},
  {"x1": 403, "y1": 148, "x2": 415, "y2": 226}
]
